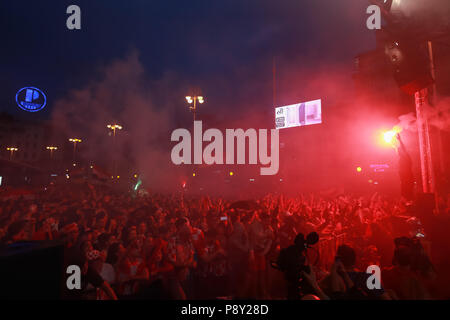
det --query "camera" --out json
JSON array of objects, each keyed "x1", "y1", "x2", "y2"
[{"x1": 274, "y1": 232, "x2": 319, "y2": 299}]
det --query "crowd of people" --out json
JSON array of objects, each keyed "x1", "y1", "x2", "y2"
[{"x1": 0, "y1": 182, "x2": 449, "y2": 300}]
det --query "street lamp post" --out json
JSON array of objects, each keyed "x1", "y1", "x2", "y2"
[
  {"x1": 6, "y1": 147, "x2": 18, "y2": 160},
  {"x1": 185, "y1": 95, "x2": 205, "y2": 121},
  {"x1": 107, "y1": 124, "x2": 123, "y2": 177},
  {"x1": 107, "y1": 124, "x2": 123, "y2": 138},
  {"x1": 46, "y1": 146, "x2": 58, "y2": 160},
  {"x1": 69, "y1": 138, "x2": 82, "y2": 163}
]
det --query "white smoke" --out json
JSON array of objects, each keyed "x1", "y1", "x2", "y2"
[
  {"x1": 396, "y1": 97, "x2": 450, "y2": 132},
  {"x1": 51, "y1": 50, "x2": 186, "y2": 191}
]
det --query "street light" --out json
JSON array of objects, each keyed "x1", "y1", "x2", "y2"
[
  {"x1": 107, "y1": 124, "x2": 123, "y2": 137},
  {"x1": 68, "y1": 138, "x2": 82, "y2": 163},
  {"x1": 46, "y1": 146, "x2": 58, "y2": 159},
  {"x1": 107, "y1": 124, "x2": 123, "y2": 177},
  {"x1": 185, "y1": 95, "x2": 205, "y2": 121},
  {"x1": 6, "y1": 147, "x2": 18, "y2": 160}
]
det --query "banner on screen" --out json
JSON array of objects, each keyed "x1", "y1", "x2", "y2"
[{"x1": 275, "y1": 99, "x2": 322, "y2": 129}]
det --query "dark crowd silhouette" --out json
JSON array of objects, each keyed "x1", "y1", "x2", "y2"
[{"x1": 1, "y1": 182, "x2": 450, "y2": 300}]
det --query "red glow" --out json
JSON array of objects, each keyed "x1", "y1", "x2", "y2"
[{"x1": 380, "y1": 126, "x2": 402, "y2": 148}]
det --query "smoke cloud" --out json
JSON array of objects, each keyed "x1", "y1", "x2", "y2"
[
  {"x1": 396, "y1": 97, "x2": 450, "y2": 132},
  {"x1": 392, "y1": 0, "x2": 450, "y2": 33},
  {"x1": 48, "y1": 0, "x2": 450, "y2": 196},
  {"x1": 51, "y1": 50, "x2": 186, "y2": 192}
]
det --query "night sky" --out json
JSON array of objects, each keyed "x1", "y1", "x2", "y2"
[{"x1": 0, "y1": 0, "x2": 375, "y2": 118}]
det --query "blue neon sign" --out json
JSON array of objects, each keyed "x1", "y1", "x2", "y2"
[{"x1": 16, "y1": 87, "x2": 47, "y2": 112}]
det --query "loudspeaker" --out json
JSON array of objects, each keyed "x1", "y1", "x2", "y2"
[
  {"x1": 385, "y1": 39, "x2": 434, "y2": 95},
  {"x1": 0, "y1": 241, "x2": 65, "y2": 299}
]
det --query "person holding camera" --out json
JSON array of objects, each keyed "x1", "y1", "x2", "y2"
[{"x1": 276, "y1": 232, "x2": 322, "y2": 300}]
